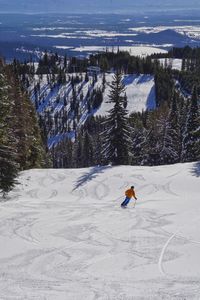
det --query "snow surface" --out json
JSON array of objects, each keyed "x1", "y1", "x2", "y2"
[
  {"x1": 158, "y1": 58, "x2": 183, "y2": 71},
  {"x1": 95, "y1": 74, "x2": 156, "y2": 116},
  {"x1": 1, "y1": 162, "x2": 200, "y2": 299}
]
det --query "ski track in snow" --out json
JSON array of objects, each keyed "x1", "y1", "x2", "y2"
[{"x1": 0, "y1": 165, "x2": 200, "y2": 299}]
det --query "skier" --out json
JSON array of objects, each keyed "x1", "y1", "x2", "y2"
[{"x1": 121, "y1": 186, "x2": 137, "y2": 207}]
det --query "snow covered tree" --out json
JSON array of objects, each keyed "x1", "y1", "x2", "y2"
[
  {"x1": 102, "y1": 71, "x2": 130, "y2": 165},
  {"x1": 181, "y1": 86, "x2": 200, "y2": 162},
  {"x1": 11, "y1": 80, "x2": 45, "y2": 170},
  {"x1": 141, "y1": 111, "x2": 161, "y2": 165},
  {"x1": 156, "y1": 108, "x2": 179, "y2": 165},
  {"x1": 159, "y1": 92, "x2": 181, "y2": 164},
  {"x1": 0, "y1": 68, "x2": 19, "y2": 196}
]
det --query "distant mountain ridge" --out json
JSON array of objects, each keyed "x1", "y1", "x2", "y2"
[{"x1": 0, "y1": 0, "x2": 200, "y2": 13}]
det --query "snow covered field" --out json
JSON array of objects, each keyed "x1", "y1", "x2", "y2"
[
  {"x1": 0, "y1": 162, "x2": 200, "y2": 299},
  {"x1": 70, "y1": 46, "x2": 167, "y2": 57},
  {"x1": 158, "y1": 58, "x2": 183, "y2": 71}
]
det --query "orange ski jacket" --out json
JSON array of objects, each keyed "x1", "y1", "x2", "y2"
[{"x1": 125, "y1": 188, "x2": 136, "y2": 199}]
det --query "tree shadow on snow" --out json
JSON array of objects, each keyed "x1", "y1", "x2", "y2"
[
  {"x1": 122, "y1": 74, "x2": 153, "y2": 86},
  {"x1": 122, "y1": 74, "x2": 137, "y2": 85},
  {"x1": 73, "y1": 165, "x2": 111, "y2": 190},
  {"x1": 137, "y1": 74, "x2": 153, "y2": 84},
  {"x1": 146, "y1": 86, "x2": 156, "y2": 110},
  {"x1": 191, "y1": 162, "x2": 200, "y2": 177}
]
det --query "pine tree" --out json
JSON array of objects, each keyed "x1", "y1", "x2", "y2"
[
  {"x1": 141, "y1": 111, "x2": 161, "y2": 165},
  {"x1": 158, "y1": 93, "x2": 181, "y2": 164},
  {"x1": 102, "y1": 72, "x2": 130, "y2": 165},
  {"x1": 0, "y1": 66, "x2": 19, "y2": 196},
  {"x1": 129, "y1": 114, "x2": 146, "y2": 165},
  {"x1": 73, "y1": 133, "x2": 84, "y2": 167},
  {"x1": 181, "y1": 86, "x2": 200, "y2": 162},
  {"x1": 82, "y1": 131, "x2": 94, "y2": 167},
  {"x1": 156, "y1": 108, "x2": 179, "y2": 165}
]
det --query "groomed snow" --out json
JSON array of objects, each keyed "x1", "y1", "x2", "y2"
[
  {"x1": 95, "y1": 74, "x2": 156, "y2": 116},
  {"x1": 0, "y1": 162, "x2": 200, "y2": 299}
]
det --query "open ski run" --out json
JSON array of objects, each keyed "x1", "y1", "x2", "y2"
[{"x1": 0, "y1": 162, "x2": 200, "y2": 299}]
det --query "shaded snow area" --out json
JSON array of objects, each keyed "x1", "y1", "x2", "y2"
[
  {"x1": 1, "y1": 162, "x2": 200, "y2": 299},
  {"x1": 95, "y1": 74, "x2": 156, "y2": 116}
]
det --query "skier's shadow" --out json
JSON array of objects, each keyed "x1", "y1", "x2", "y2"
[
  {"x1": 191, "y1": 162, "x2": 200, "y2": 177},
  {"x1": 73, "y1": 165, "x2": 111, "y2": 190}
]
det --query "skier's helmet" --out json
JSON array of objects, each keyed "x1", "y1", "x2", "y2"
[{"x1": 131, "y1": 186, "x2": 134, "y2": 189}]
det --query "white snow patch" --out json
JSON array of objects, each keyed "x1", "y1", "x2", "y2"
[
  {"x1": 159, "y1": 58, "x2": 183, "y2": 71},
  {"x1": 74, "y1": 30, "x2": 138, "y2": 37},
  {"x1": 31, "y1": 34, "x2": 93, "y2": 40},
  {"x1": 71, "y1": 46, "x2": 167, "y2": 56},
  {"x1": 53, "y1": 46, "x2": 73, "y2": 50}
]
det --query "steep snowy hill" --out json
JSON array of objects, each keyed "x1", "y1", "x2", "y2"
[
  {"x1": 0, "y1": 162, "x2": 200, "y2": 299},
  {"x1": 30, "y1": 73, "x2": 156, "y2": 148}
]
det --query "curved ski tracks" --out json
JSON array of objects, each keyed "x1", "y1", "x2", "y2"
[{"x1": 0, "y1": 166, "x2": 200, "y2": 299}]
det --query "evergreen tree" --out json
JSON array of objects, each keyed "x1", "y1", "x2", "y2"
[
  {"x1": 82, "y1": 131, "x2": 94, "y2": 167},
  {"x1": 0, "y1": 66, "x2": 19, "y2": 196},
  {"x1": 102, "y1": 72, "x2": 130, "y2": 165},
  {"x1": 142, "y1": 111, "x2": 161, "y2": 165},
  {"x1": 156, "y1": 108, "x2": 179, "y2": 165},
  {"x1": 159, "y1": 93, "x2": 181, "y2": 164},
  {"x1": 73, "y1": 133, "x2": 84, "y2": 167},
  {"x1": 181, "y1": 86, "x2": 200, "y2": 162}
]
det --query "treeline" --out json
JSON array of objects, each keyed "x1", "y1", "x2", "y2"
[
  {"x1": 9, "y1": 48, "x2": 200, "y2": 172},
  {"x1": 0, "y1": 59, "x2": 46, "y2": 196},
  {"x1": 12, "y1": 50, "x2": 172, "y2": 150},
  {"x1": 52, "y1": 73, "x2": 200, "y2": 168},
  {"x1": 13, "y1": 50, "x2": 159, "y2": 76}
]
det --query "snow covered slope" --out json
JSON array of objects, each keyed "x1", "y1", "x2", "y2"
[
  {"x1": 31, "y1": 73, "x2": 155, "y2": 116},
  {"x1": 96, "y1": 74, "x2": 156, "y2": 116},
  {"x1": 30, "y1": 73, "x2": 156, "y2": 148},
  {"x1": 1, "y1": 162, "x2": 200, "y2": 299}
]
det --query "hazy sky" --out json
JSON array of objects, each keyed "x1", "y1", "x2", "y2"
[{"x1": 0, "y1": 0, "x2": 200, "y2": 13}]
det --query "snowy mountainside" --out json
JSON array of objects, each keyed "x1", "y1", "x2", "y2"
[
  {"x1": 1, "y1": 162, "x2": 200, "y2": 299},
  {"x1": 95, "y1": 74, "x2": 156, "y2": 116},
  {"x1": 30, "y1": 73, "x2": 156, "y2": 148}
]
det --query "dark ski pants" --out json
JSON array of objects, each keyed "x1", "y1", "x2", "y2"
[{"x1": 121, "y1": 197, "x2": 131, "y2": 206}]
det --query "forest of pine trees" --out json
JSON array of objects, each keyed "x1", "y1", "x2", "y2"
[
  {"x1": 15, "y1": 48, "x2": 199, "y2": 169},
  {"x1": 0, "y1": 59, "x2": 46, "y2": 196},
  {"x1": 1, "y1": 46, "x2": 200, "y2": 191}
]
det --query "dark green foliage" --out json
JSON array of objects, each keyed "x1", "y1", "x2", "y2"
[
  {"x1": 102, "y1": 72, "x2": 130, "y2": 165},
  {"x1": 0, "y1": 62, "x2": 19, "y2": 196},
  {"x1": 0, "y1": 58, "x2": 46, "y2": 196},
  {"x1": 10, "y1": 47, "x2": 200, "y2": 169},
  {"x1": 154, "y1": 69, "x2": 174, "y2": 106},
  {"x1": 0, "y1": 145, "x2": 18, "y2": 197},
  {"x1": 181, "y1": 86, "x2": 200, "y2": 162}
]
